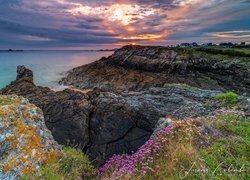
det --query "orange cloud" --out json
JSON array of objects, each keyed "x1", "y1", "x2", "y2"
[
  {"x1": 66, "y1": 4, "x2": 155, "y2": 25},
  {"x1": 119, "y1": 34, "x2": 163, "y2": 40},
  {"x1": 208, "y1": 31, "x2": 250, "y2": 39}
]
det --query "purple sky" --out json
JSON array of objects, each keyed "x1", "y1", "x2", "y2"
[{"x1": 0, "y1": 0, "x2": 250, "y2": 49}]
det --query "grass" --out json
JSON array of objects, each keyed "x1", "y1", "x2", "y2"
[
  {"x1": 128, "y1": 45, "x2": 250, "y2": 63},
  {"x1": 21, "y1": 147, "x2": 97, "y2": 180},
  {"x1": 215, "y1": 92, "x2": 239, "y2": 107},
  {"x1": 170, "y1": 46, "x2": 250, "y2": 63},
  {"x1": 199, "y1": 112, "x2": 250, "y2": 179},
  {"x1": 196, "y1": 47, "x2": 250, "y2": 57},
  {"x1": 100, "y1": 111, "x2": 250, "y2": 179},
  {"x1": 0, "y1": 98, "x2": 13, "y2": 105}
]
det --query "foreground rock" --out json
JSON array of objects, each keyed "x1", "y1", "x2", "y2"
[
  {"x1": 0, "y1": 95, "x2": 60, "y2": 179},
  {"x1": 61, "y1": 46, "x2": 250, "y2": 95},
  {"x1": 1, "y1": 66, "x2": 226, "y2": 166}
]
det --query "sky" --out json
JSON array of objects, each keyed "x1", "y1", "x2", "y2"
[{"x1": 0, "y1": 0, "x2": 250, "y2": 50}]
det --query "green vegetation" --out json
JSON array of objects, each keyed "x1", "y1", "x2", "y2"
[
  {"x1": 18, "y1": 98, "x2": 247, "y2": 180},
  {"x1": 100, "y1": 111, "x2": 250, "y2": 179},
  {"x1": 199, "y1": 112, "x2": 250, "y2": 179},
  {"x1": 22, "y1": 147, "x2": 96, "y2": 180},
  {"x1": 215, "y1": 92, "x2": 239, "y2": 106},
  {"x1": 196, "y1": 47, "x2": 250, "y2": 57},
  {"x1": 0, "y1": 98, "x2": 13, "y2": 105},
  {"x1": 169, "y1": 46, "x2": 250, "y2": 63}
]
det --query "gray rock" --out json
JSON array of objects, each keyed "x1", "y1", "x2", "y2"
[
  {"x1": 0, "y1": 95, "x2": 60, "y2": 179},
  {"x1": 152, "y1": 117, "x2": 172, "y2": 137},
  {"x1": 61, "y1": 46, "x2": 250, "y2": 95}
]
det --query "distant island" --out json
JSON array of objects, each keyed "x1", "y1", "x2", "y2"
[{"x1": 0, "y1": 49, "x2": 24, "y2": 52}]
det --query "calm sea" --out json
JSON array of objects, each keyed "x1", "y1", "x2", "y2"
[{"x1": 0, "y1": 51, "x2": 113, "y2": 90}]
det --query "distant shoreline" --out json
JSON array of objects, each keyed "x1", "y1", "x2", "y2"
[
  {"x1": 0, "y1": 49, "x2": 117, "y2": 52},
  {"x1": 0, "y1": 49, "x2": 24, "y2": 52}
]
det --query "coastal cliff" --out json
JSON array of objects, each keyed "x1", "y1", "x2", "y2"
[
  {"x1": 1, "y1": 46, "x2": 250, "y2": 172},
  {"x1": 61, "y1": 45, "x2": 250, "y2": 95}
]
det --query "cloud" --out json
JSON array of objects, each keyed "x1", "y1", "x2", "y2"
[
  {"x1": 19, "y1": 35, "x2": 55, "y2": 41},
  {"x1": 208, "y1": 31, "x2": 250, "y2": 39},
  {"x1": 66, "y1": 3, "x2": 155, "y2": 25},
  {"x1": 0, "y1": 0, "x2": 249, "y2": 49}
]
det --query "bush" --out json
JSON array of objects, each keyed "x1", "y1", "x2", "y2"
[
  {"x1": 215, "y1": 92, "x2": 239, "y2": 106},
  {"x1": 22, "y1": 147, "x2": 96, "y2": 180}
]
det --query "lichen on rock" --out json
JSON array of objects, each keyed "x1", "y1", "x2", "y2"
[{"x1": 0, "y1": 95, "x2": 60, "y2": 180}]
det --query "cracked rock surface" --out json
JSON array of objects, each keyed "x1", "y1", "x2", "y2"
[
  {"x1": 1, "y1": 66, "x2": 222, "y2": 166},
  {"x1": 2, "y1": 46, "x2": 249, "y2": 166}
]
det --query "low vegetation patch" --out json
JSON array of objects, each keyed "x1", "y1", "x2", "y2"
[
  {"x1": 196, "y1": 47, "x2": 250, "y2": 57},
  {"x1": 22, "y1": 147, "x2": 97, "y2": 180},
  {"x1": 215, "y1": 92, "x2": 239, "y2": 107},
  {"x1": 0, "y1": 96, "x2": 15, "y2": 105},
  {"x1": 99, "y1": 111, "x2": 249, "y2": 179}
]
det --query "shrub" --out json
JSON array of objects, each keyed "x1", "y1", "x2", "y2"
[
  {"x1": 22, "y1": 147, "x2": 96, "y2": 180},
  {"x1": 215, "y1": 92, "x2": 239, "y2": 106}
]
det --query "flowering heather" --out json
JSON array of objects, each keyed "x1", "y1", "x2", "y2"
[
  {"x1": 98, "y1": 110, "x2": 249, "y2": 179},
  {"x1": 98, "y1": 125, "x2": 175, "y2": 179}
]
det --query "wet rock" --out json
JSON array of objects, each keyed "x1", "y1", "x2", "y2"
[{"x1": 17, "y1": 65, "x2": 33, "y2": 82}]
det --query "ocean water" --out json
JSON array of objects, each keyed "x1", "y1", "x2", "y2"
[{"x1": 0, "y1": 51, "x2": 113, "y2": 90}]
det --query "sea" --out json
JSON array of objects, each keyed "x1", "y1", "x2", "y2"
[{"x1": 0, "y1": 50, "x2": 113, "y2": 90}]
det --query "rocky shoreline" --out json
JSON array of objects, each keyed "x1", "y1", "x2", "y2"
[
  {"x1": 61, "y1": 45, "x2": 250, "y2": 96},
  {"x1": 1, "y1": 46, "x2": 250, "y2": 166}
]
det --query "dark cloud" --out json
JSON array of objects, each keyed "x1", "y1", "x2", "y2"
[{"x1": 0, "y1": 0, "x2": 249, "y2": 49}]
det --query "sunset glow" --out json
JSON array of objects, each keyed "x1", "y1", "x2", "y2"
[
  {"x1": 66, "y1": 4, "x2": 155, "y2": 26},
  {"x1": 120, "y1": 34, "x2": 163, "y2": 40},
  {"x1": 0, "y1": 0, "x2": 249, "y2": 49}
]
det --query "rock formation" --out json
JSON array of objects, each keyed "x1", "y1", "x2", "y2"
[
  {"x1": 0, "y1": 95, "x2": 60, "y2": 179},
  {"x1": 1, "y1": 46, "x2": 249, "y2": 166},
  {"x1": 61, "y1": 46, "x2": 250, "y2": 95},
  {"x1": 1, "y1": 65, "x2": 225, "y2": 166}
]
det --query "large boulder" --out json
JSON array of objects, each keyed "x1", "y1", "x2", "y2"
[{"x1": 0, "y1": 95, "x2": 60, "y2": 179}]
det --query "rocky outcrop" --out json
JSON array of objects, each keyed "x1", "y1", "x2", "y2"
[
  {"x1": 0, "y1": 95, "x2": 60, "y2": 179},
  {"x1": 1, "y1": 66, "x2": 224, "y2": 166},
  {"x1": 61, "y1": 46, "x2": 250, "y2": 95},
  {"x1": 2, "y1": 45, "x2": 249, "y2": 166},
  {"x1": 16, "y1": 65, "x2": 33, "y2": 82},
  {"x1": 2, "y1": 67, "x2": 93, "y2": 148}
]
